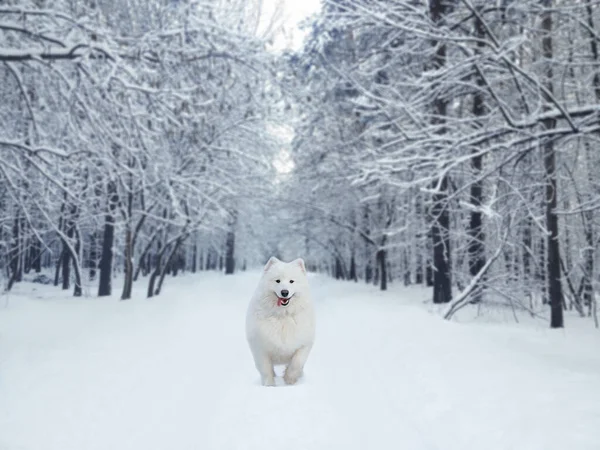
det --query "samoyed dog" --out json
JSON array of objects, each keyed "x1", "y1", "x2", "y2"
[{"x1": 245, "y1": 257, "x2": 316, "y2": 386}]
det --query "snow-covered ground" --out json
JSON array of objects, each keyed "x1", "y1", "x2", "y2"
[{"x1": 1, "y1": 271, "x2": 599, "y2": 450}]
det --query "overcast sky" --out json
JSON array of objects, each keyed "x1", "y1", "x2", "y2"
[{"x1": 258, "y1": 0, "x2": 321, "y2": 51}]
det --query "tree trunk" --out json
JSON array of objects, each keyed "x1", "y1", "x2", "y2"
[
  {"x1": 522, "y1": 217, "x2": 532, "y2": 280},
  {"x1": 544, "y1": 145, "x2": 563, "y2": 327},
  {"x1": 225, "y1": 229, "x2": 235, "y2": 275},
  {"x1": 9, "y1": 214, "x2": 23, "y2": 285},
  {"x1": 89, "y1": 231, "x2": 97, "y2": 280},
  {"x1": 54, "y1": 252, "x2": 63, "y2": 287},
  {"x1": 541, "y1": 1, "x2": 564, "y2": 328},
  {"x1": 377, "y1": 248, "x2": 387, "y2": 291},
  {"x1": 98, "y1": 181, "x2": 118, "y2": 297},
  {"x1": 32, "y1": 238, "x2": 42, "y2": 273},
  {"x1": 147, "y1": 246, "x2": 164, "y2": 298},
  {"x1": 584, "y1": 2, "x2": 598, "y2": 319},
  {"x1": 121, "y1": 225, "x2": 133, "y2": 300},
  {"x1": 467, "y1": 7, "x2": 487, "y2": 303},
  {"x1": 134, "y1": 234, "x2": 158, "y2": 282},
  {"x1": 335, "y1": 257, "x2": 343, "y2": 280},
  {"x1": 192, "y1": 240, "x2": 197, "y2": 273},
  {"x1": 155, "y1": 237, "x2": 186, "y2": 296},
  {"x1": 61, "y1": 241, "x2": 71, "y2": 291},
  {"x1": 349, "y1": 253, "x2": 357, "y2": 282},
  {"x1": 431, "y1": 177, "x2": 452, "y2": 304},
  {"x1": 429, "y1": 0, "x2": 453, "y2": 304},
  {"x1": 403, "y1": 250, "x2": 411, "y2": 286},
  {"x1": 24, "y1": 239, "x2": 32, "y2": 274},
  {"x1": 365, "y1": 260, "x2": 373, "y2": 284},
  {"x1": 72, "y1": 225, "x2": 82, "y2": 297}
]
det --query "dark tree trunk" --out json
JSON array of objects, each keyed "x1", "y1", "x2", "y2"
[
  {"x1": 544, "y1": 145, "x2": 563, "y2": 328},
  {"x1": 584, "y1": 2, "x2": 598, "y2": 317},
  {"x1": 225, "y1": 229, "x2": 235, "y2": 275},
  {"x1": 24, "y1": 239, "x2": 32, "y2": 274},
  {"x1": 192, "y1": 241, "x2": 197, "y2": 273},
  {"x1": 9, "y1": 214, "x2": 23, "y2": 284},
  {"x1": 403, "y1": 250, "x2": 411, "y2": 286},
  {"x1": 32, "y1": 238, "x2": 42, "y2": 273},
  {"x1": 143, "y1": 252, "x2": 151, "y2": 277},
  {"x1": 61, "y1": 206, "x2": 78, "y2": 292},
  {"x1": 541, "y1": 1, "x2": 564, "y2": 328},
  {"x1": 415, "y1": 264, "x2": 423, "y2": 284},
  {"x1": 431, "y1": 177, "x2": 452, "y2": 304},
  {"x1": 89, "y1": 231, "x2": 97, "y2": 280},
  {"x1": 154, "y1": 236, "x2": 187, "y2": 297},
  {"x1": 523, "y1": 218, "x2": 532, "y2": 280},
  {"x1": 121, "y1": 164, "x2": 138, "y2": 301},
  {"x1": 148, "y1": 231, "x2": 184, "y2": 298},
  {"x1": 365, "y1": 261, "x2": 373, "y2": 284},
  {"x1": 415, "y1": 248, "x2": 424, "y2": 284},
  {"x1": 72, "y1": 225, "x2": 82, "y2": 297},
  {"x1": 171, "y1": 253, "x2": 180, "y2": 277},
  {"x1": 425, "y1": 264, "x2": 433, "y2": 287},
  {"x1": 467, "y1": 7, "x2": 487, "y2": 303},
  {"x1": 54, "y1": 252, "x2": 62, "y2": 287},
  {"x1": 335, "y1": 257, "x2": 343, "y2": 280},
  {"x1": 363, "y1": 205, "x2": 372, "y2": 284},
  {"x1": 98, "y1": 181, "x2": 118, "y2": 297},
  {"x1": 121, "y1": 225, "x2": 133, "y2": 300},
  {"x1": 429, "y1": 0, "x2": 453, "y2": 304},
  {"x1": 134, "y1": 233, "x2": 158, "y2": 281},
  {"x1": 60, "y1": 203, "x2": 82, "y2": 296},
  {"x1": 61, "y1": 240, "x2": 71, "y2": 291},
  {"x1": 377, "y1": 249, "x2": 387, "y2": 291},
  {"x1": 147, "y1": 243, "x2": 166, "y2": 299},
  {"x1": 583, "y1": 223, "x2": 594, "y2": 312},
  {"x1": 349, "y1": 253, "x2": 357, "y2": 282}
]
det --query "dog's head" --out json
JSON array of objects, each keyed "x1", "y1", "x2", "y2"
[{"x1": 262, "y1": 256, "x2": 307, "y2": 307}]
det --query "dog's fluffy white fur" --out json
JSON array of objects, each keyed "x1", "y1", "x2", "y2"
[{"x1": 245, "y1": 257, "x2": 316, "y2": 386}]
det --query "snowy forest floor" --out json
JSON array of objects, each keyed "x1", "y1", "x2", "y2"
[{"x1": 1, "y1": 271, "x2": 599, "y2": 450}]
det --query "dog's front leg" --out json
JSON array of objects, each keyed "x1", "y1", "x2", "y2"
[
  {"x1": 255, "y1": 353, "x2": 276, "y2": 387},
  {"x1": 284, "y1": 346, "x2": 311, "y2": 385}
]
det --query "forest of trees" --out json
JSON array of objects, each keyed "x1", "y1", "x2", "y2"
[
  {"x1": 1, "y1": 0, "x2": 600, "y2": 329},
  {"x1": 0, "y1": 0, "x2": 283, "y2": 300},
  {"x1": 280, "y1": 0, "x2": 600, "y2": 328}
]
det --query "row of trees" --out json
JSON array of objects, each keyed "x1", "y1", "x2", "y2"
[
  {"x1": 0, "y1": 0, "x2": 282, "y2": 299},
  {"x1": 3, "y1": 0, "x2": 599, "y2": 330},
  {"x1": 281, "y1": 0, "x2": 600, "y2": 328}
]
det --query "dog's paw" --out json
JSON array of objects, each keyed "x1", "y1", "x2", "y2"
[
  {"x1": 262, "y1": 376, "x2": 276, "y2": 387},
  {"x1": 283, "y1": 370, "x2": 300, "y2": 385}
]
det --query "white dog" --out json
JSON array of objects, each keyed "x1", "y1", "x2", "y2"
[{"x1": 245, "y1": 257, "x2": 316, "y2": 386}]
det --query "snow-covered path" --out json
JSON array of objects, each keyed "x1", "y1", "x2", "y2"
[{"x1": 1, "y1": 272, "x2": 599, "y2": 450}]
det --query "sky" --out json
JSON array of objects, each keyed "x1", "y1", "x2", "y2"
[
  {"x1": 258, "y1": 0, "x2": 322, "y2": 51},
  {"x1": 257, "y1": 0, "x2": 322, "y2": 174}
]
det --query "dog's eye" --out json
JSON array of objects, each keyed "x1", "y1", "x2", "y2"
[
  {"x1": 276, "y1": 279, "x2": 280, "y2": 283},
  {"x1": 290, "y1": 280, "x2": 294, "y2": 284}
]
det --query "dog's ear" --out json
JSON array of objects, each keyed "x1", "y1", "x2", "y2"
[
  {"x1": 264, "y1": 256, "x2": 281, "y2": 272},
  {"x1": 292, "y1": 258, "x2": 306, "y2": 274}
]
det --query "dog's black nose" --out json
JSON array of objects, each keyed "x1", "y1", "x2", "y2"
[{"x1": 281, "y1": 289, "x2": 289, "y2": 298}]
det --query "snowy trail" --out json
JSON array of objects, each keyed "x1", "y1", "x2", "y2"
[{"x1": 1, "y1": 272, "x2": 599, "y2": 450}]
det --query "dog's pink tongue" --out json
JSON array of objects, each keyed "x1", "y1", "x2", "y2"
[{"x1": 277, "y1": 298, "x2": 283, "y2": 306}]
